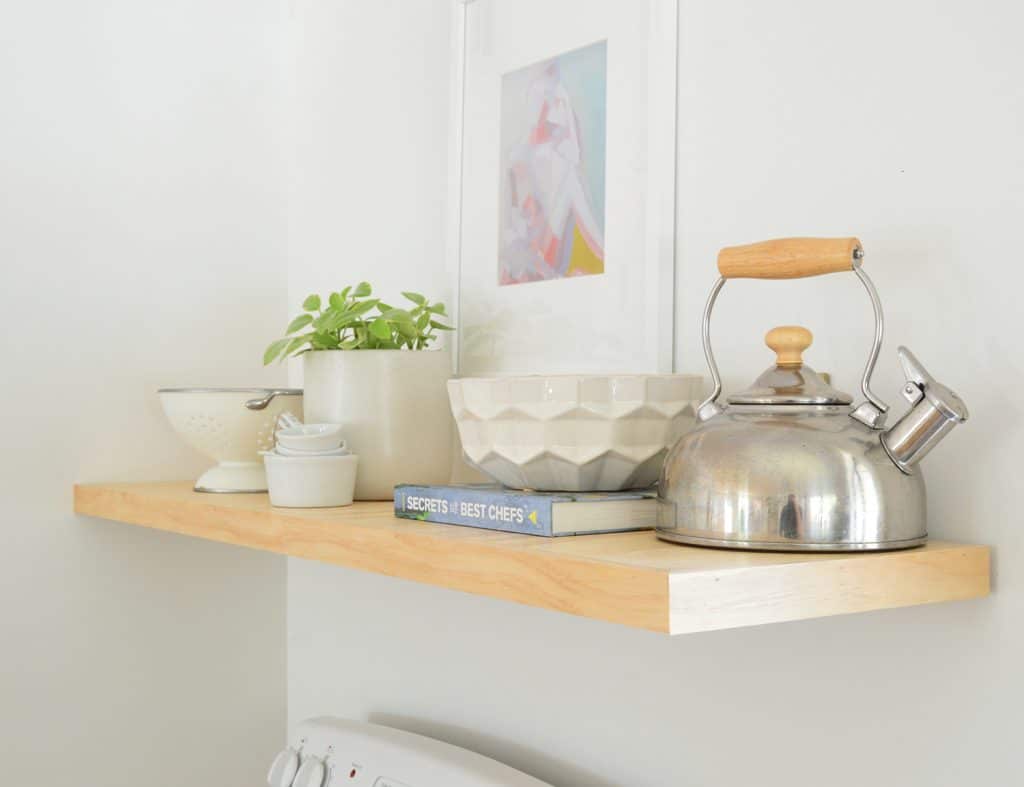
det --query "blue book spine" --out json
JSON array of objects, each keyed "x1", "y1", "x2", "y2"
[{"x1": 394, "y1": 485, "x2": 558, "y2": 536}]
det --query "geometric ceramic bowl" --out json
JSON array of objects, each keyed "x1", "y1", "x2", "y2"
[
  {"x1": 447, "y1": 375, "x2": 703, "y2": 492},
  {"x1": 158, "y1": 388, "x2": 303, "y2": 492}
]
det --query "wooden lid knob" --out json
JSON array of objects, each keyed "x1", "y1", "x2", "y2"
[{"x1": 766, "y1": 326, "x2": 812, "y2": 366}]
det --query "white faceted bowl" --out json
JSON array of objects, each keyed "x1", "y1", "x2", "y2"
[
  {"x1": 447, "y1": 375, "x2": 703, "y2": 492},
  {"x1": 159, "y1": 388, "x2": 303, "y2": 492}
]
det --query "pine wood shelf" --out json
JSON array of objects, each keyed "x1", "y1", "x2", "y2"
[{"x1": 74, "y1": 482, "x2": 990, "y2": 635}]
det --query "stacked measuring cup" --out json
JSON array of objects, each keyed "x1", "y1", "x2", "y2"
[{"x1": 263, "y1": 414, "x2": 359, "y2": 507}]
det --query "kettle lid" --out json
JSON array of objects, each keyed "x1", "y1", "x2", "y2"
[{"x1": 727, "y1": 326, "x2": 854, "y2": 406}]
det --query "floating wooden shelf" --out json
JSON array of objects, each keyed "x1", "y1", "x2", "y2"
[{"x1": 74, "y1": 482, "x2": 990, "y2": 635}]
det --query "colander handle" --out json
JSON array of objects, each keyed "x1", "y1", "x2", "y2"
[{"x1": 698, "y1": 237, "x2": 890, "y2": 428}]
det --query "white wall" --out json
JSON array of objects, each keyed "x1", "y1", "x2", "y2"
[
  {"x1": 0, "y1": 1, "x2": 289, "y2": 784},
  {"x1": 286, "y1": 1, "x2": 1022, "y2": 786},
  {"x1": 285, "y1": 0, "x2": 455, "y2": 324}
]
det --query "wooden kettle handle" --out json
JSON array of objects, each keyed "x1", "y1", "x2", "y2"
[{"x1": 717, "y1": 237, "x2": 863, "y2": 279}]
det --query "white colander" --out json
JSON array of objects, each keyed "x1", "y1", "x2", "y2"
[{"x1": 158, "y1": 388, "x2": 303, "y2": 492}]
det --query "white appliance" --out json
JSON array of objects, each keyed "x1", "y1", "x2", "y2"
[{"x1": 268, "y1": 718, "x2": 554, "y2": 787}]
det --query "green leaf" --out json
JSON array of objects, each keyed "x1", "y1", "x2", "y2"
[
  {"x1": 313, "y1": 312, "x2": 336, "y2": 332},
  {"x1": 396, "y1": 321, "x2": 418, "y2": 340},
  {"x1": 376, "y1": 302, "x2": 394, "y2": 313},
  {"x1": 369, "y1": 317, "x2": 392, "y2": 340},
  {"x1": 282, "y1": 335, "x2": 310, "y2": 359},
  {"x1": 381, "y1": 308, "x2": 414, "y2": 323},
  {"x1": 402, "y1": 291, "x2": 426, "y2": 306},
  {"x1": 302, "y1": 294, "x2": 321, "y2": 312},
  {"x1": 416, "y1": 312, "x2": 430, "y2": 331},
  {"x1": 310, "y1": 332, "x2": 340, "y2": 350},
  {"x1": 348, "y1": 298, "x2": 380, "y2": 316},
  {"x1": 312, "y1": 311, "x2": 333, "y2": 331},
  {"x1": 318, "y1": 308, "x2": 356, "y2": 332},
  {"x1": 428, "y1": 303, "x2": 447, "y2": 315},
  {"x1": 430, "y1": 320, "x2": 454, "y2": 331},
  {"x1": 286, "y1": 313, "x2": 314, "y2": 335},
  {"x1": 262, "y1": 338, "x2": 290, "y2": 365},
  {"x1": 328, "y1": 292, "x2": 345, "y2": 310},
  {"x1": 353, "y1": 281, "x2": 372, "y2": 297}
]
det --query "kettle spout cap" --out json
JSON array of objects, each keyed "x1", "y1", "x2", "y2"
[
  {"x1": 896, "y1": 346, "x2": 969, "y2": 423},
  {"x1": 882, "y1": 347, "x2": 969, "y2": 472}
]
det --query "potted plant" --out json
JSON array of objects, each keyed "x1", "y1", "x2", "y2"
[{"x1": 265, "y1": 282, "x2": 454, "y2": 500}]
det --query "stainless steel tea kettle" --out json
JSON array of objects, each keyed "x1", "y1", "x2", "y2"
[{"x1": 657, "y1": 237, "x2": 968, "y2": 551}]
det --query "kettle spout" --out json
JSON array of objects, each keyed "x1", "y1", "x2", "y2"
[{"x1": 881, "y1": 347, "x2": 969, "y2": 473}]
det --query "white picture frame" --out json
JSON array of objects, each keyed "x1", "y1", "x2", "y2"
[{"x1": 446, "y1": 0, "x2": 678, "y2": 376}]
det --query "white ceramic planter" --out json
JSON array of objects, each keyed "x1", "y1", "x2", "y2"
[{"x1": 302, "y1": 350, "x2": 453, "y2": 500}]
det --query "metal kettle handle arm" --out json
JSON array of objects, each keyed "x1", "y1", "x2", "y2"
[
  {"x1": 696, "y1": 277, "x2": 727, "y2": 422},
  {"x1": 852, "y1": 261, "x2": 889, "y2": 421},
  {"x1": 696, "y1": 255, "x2": 890, "y2": 425}
]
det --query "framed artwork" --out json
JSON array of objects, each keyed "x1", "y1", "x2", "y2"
[
  {"x1": 447, "y1": 0, "x2": 678, "y2": 375},
  {"x1": 498, "y1": 40, "x2": 608, "y2": 286}
]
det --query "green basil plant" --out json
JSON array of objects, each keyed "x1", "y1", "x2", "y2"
[{"x1": 263, "y1": 282, "x2": 452, "y2": 365}]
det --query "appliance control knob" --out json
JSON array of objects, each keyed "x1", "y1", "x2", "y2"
[
  {"x1": 267, "y1": 747, "x2": 301, "y2": 787},
  {"x1": 293, "y1": 756, "x2": 326, "y2": 787}
]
